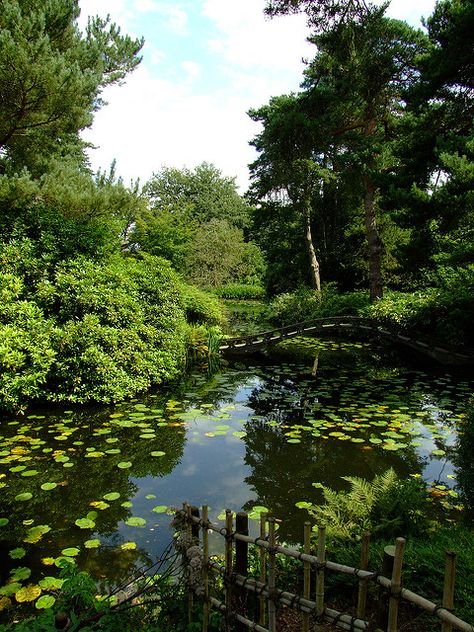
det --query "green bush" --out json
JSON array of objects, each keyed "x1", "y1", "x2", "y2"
[
  {"x1": 0, "y1": 248, "x2": 192, "y2": 410},
  {"x1": 267, "y1": 284, "x2": 369, "y2": 326},
  {"x1": 213, "y1": 283, "x2": 266, "y2": 300},
  {"x1": 0, "y1": 273, "x2": 57, "y2": 411},
  {"x1": 179, "y1": 283, "x2": 225, "y2": 325}
]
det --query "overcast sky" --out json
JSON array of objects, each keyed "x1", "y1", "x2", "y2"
[{"x1": 79, "y1": 0, "x2": 436, "y2": 191}]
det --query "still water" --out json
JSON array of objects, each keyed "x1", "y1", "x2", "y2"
[{"x1": 1, "y1": 337, "x2": 473, "y2": 598}]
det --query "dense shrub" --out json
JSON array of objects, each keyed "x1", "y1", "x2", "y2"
[
  {"x1": 266, "y1": 284, "x2": 370, "y2": 326},
  {"x1": 0, "y1": 273, "x2": 57, "y2": 411},
  {"x1": 179, "y1": 283, "x2": 225, "y2": 325},
  {"x1": 0, "y1": 245, "x2": 197, "y2": 410}
]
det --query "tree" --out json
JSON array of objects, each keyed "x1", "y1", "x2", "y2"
[
  {"x1": 249, "y1": 94, "x2": 338, "y2": 292},
  {"x1": 144, "y1": 163, "x2": 252, "y2": 229},
  {"x1": 379, "y1": 0, "x2": 474, "y2": 281},
  {"x1": 184, "y1": 219, "x2": 265, "y2": 288},
  {"x1": 0, "y1": 0, "x2": 143, "y2": 174}
]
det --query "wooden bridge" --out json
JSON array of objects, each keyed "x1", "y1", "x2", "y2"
[{"x1": 219, "y1": 316, "x2": 473, "y2": 366}]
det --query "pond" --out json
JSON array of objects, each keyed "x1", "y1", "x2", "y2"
[{"x1": 1, "y1": 336, "x2": 473, "y2": 611}]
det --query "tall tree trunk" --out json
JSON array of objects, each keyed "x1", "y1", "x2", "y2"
[
  {"x1": 363, "y1": 174, "x2": 383, "y2": 301},
  {"x1": 304, "y1": 201, "x2": 321, "y2": 292}
]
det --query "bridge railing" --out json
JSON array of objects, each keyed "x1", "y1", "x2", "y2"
[{"x1": 219, "y1": 316, "x2": 473, "y2": 365}]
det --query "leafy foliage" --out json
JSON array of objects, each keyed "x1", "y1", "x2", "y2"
[
  {"x1": 305, "y1": 468, "x2": 430, "y2": 541},
  {"x1": 0, "y1": 0, "x2": 143, "y2": 174}
]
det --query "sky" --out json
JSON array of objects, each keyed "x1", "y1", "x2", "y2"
[{"x1": 79, "y1": 0, "x2": 436, "y2": 192}]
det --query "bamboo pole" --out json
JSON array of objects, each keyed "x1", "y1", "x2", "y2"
[
  {"x1": 357, "y1": 532, "x2": 371, "y2": 619},
  {"x1": 176, "y1": 509, "x2": 474, "y2": 632},
  {"x1": 267, "y1": 518, "x2": 277, "y2": 632},
  {"x1": 235, "y1": 512, "x2": 249, "y2": 632},
  {"x1": 225, "y1": 510, "x2": 234, "y2": 632},
  {"x1": 303, "y1": 522, "x2": 311, "y2": 632},
  {"x1": 202, "y1": 505, "x2": 209, "y2": 632},
  {"x1": 315, "y1": 526, "x2": 326, "y2": 631},
  {"x1": 185, "y1": 503, "x2": 194, "y2": 625},
  {"x1": 259, "y1": 513, "x2": 267, "y2": 627},
  {"x1": 441, "y1": 551, "x2": 456, "y2": 632},
  {"x1": 387, "y1": 538, "x2": 405, "y2": 632},
  {"x1": 207, "y1": 562, "x2": 369, "y2": 631}
]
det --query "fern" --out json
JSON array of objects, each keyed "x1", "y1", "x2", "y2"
[{"x1": 306, "y1": 468, "x2": 423, "y2": 541}]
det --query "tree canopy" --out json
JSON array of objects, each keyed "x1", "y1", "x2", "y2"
[{"x1": 0, "y1": 0, "x2": 143, "y2": 174}]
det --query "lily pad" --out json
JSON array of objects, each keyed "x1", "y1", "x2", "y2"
[
  {"x1": 21, "y1": 470, "x2": 39, "y2": 477},
  {"x1": 117, "y1": 461, "x2": 132, "y2": 469},
  {"x1": 41, "y1": 482, "x2": 57, "y2": 491},
  {"x1": 38, "y1": 577, "x2": 64, "y2": 590},
  {"x1": 75, "y1": 518, "x2": 95, "y2": 529},
  {"x1": 103, "y1": 492, "x2": 121, "y2": 501},
  {"x1": 61, "y1": 547, "x2": 80, "y2": 557},
  {"x1": 125, "y1": 517, "x2": 146, "y2": 527},
  {"x1": 15, "y1": 492, "x2": 33, "y2": 502},
  {"x1": 24, "y1": 525, "x2": 51, "y2": 543},
  {"x1": 10, "y1": 567, "x2": 31, "y2": 581},
  {"x1": 16, "y1": 585, "x2": 41, "y2": 602},
  {"x1": 0, "y1": 583, "x2": 21, "y2": 597},
  {"x1": 84, "y1": 539, "x2": 101, "y2": 549},
  {"x1": 121, "y1": 542, "x2": 137, "y2": 550},
  {"x1": 35, "y1": 595, "x2": 56, "y2": 609},
  {"x1": 150, "y1": 451, "x2": 165, "y2": 457},
  {"x1": 9, "y1": 548, "x2": 26, "y2": 560},
  {"x1": 152, "y1": 505, "x2": 167, "y2": 514}
]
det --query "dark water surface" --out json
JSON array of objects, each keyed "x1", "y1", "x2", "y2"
[{"x1": 1, "y1": 337, "x2": 473, "y2": 603}]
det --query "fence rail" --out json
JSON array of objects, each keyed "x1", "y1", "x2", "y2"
[
  {"x1": 219, "y1": 317, "x2": 474, "y2": 366},
  {"x1": 176, "y1": 503, "x2": 473, "y2": 632}
]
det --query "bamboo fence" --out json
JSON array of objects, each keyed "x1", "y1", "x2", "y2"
[{"x1": 176, "y1": 503, "x2": 473, "y2": 632}]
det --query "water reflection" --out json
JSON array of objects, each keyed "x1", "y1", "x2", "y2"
[{"x1": 0, "y1": 337, "x2": 473, "y2": 600}]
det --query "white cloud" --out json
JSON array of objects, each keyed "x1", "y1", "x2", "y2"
[
  {"x1": 83, "y1": 0, "x2": 436, "y2": 192},
  {"x1": 181, "y1": 60, "x2": 201, "y2": 81}
]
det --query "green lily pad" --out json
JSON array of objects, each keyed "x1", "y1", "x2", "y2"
[
  {"x1": 75, "y1": 518, "x2": 95, "y2": 529},
  {"x1": 103, "y1": 492, "x2": 121, "y2": 501},
  {"x1": 150, "y1": 451, "x2": 165, "y2": 457},
  {"x1": 0, "y1": 583, "x2": 21, "y2": 597},
  {"x1": 38, "y1": 577, "x2": 64, "y2": 590},
  {"x1": 61, "y1": 548, "x2": 80, "y2": 557},
  {"x1": 125, "y1": 517, "x2": 146, "y2": 527},
  {"x1": 121, "y1": 542, "x2": 137, "y2": 550},
  {"x1": 117, "y1": 462, "x2": 132, "y2": 469},
  {"x1": 10, "y1": 567, "x2": 31, "y2": 581},
  {"x1": 9, "y1": 548, "x2": 26, "y2": 560},
  {"x1": 84, "y1": 539, "x2": 101, "y2": 549},
  {"x1": 24, "y1": 525, "x2": 51, "y2": 543},
  {"x1": 15, "y1": 585, "x2": 41, "y2": 602},
  {"x1": 35, "y1": 595, "x2": 56, "y2": 609},
  {"x1": 41, "y1": 482, "x2": 57, "y2": 491},
  {"x1": 152, "y1": 505, "x2": 167, "y2": 514},
  {"x1": 15, "y1": 492, "x2": 33, "y2": 502},
  {"x1": 21, "y1": 470, "x2": 39, "y2": 477}
]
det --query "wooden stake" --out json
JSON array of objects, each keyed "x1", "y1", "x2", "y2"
[
  {"x1": 267, "y1": 517, "x2": 277, "y2": 632},
  {"x1": 441, "y1": 551, "x2": 456, "y2": 632},
  {"x1": 303, "y1": 522, "x2": 311, "y2": 632},
  {"x1": 315, "y1": 526, "x2": 326, "y2": 631},
  {"x1": 202, "y1": 505, "x2": 209, "y2": 632},
  {"x1": 259, "y1": 513, "x2": 267, "y2": 626},
  {"x1": 235, "y1": 512, "x2": 249, "y2": 632},
  {"x1": 185, "y1": 503, "x2": 194, "y2": 625},
  {"x1": 225, "y1": 510, "x2": 234, "y2": 632},
  {"x1": 357, "y1": 532, "x2": 370, "y2": 619},
  {"x1": 387, "y1": 538, "x2": 405, "y2": 632}
]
